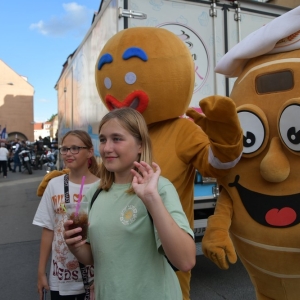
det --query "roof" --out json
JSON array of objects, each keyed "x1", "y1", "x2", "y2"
[{"x1": 34, "y1": 122, "x2": 52, "y2": 130}]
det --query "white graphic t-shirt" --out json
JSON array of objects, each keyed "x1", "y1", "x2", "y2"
[{"x1": 33, "y1": 174, "x2": 99, "y2": 296}]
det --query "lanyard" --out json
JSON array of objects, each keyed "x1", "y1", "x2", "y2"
[{"x1": 63, "y1": 174, "x2": 91, "y2": 300}]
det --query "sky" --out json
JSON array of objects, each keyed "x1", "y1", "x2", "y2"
[{"x1": 0, "y1": 0, "x2": 102, "y2": 122}]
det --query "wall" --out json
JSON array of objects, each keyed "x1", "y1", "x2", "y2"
[{"x1": 0, "y1": 60, "x2": 34, "y2": 141}]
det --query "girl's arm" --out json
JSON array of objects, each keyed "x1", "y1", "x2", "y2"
[
  {"x1": 131, "y1": 161, "x2": 196, "y2": 272},
  {"x1": 149, "y1": 197, "x2": 196, "y2": 272},
  {"x1": 37, "y1": 228, "x2": 52, "y2": 300},
  {"x1": 63, "y1": 220, "x2": 94, "y2": 265}
]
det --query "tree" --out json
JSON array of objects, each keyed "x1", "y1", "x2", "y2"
[{"x1": 47, "y1": 114, "x2": 57, "y2": 122}]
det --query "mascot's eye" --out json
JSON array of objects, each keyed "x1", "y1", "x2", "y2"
[
  {"x1": 104, "y1": 77, "x2": 112, "y2": 89},
  {"x1": 243, "y1": 131, "x2": 256, "y2": 148},
  {"x1": 279, "y1": 104, "x2": 300, "y2": 152},
  {"x1": 125, "y1": 72, "x2": 136, "y2": 85},
  {"x1": 238, "y1": 111, "x2": 266, "y2": 154}
]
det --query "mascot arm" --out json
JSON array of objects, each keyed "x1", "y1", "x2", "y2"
[
  {"x1": 186, "y1": 95, "x2": 243, "y2": 164},
  {"x1": 37, "y1": 169, "x2": 70, "y2": 196},
  {"x1": 202, "y1": 188, "x2": 237, "y2": 270}
]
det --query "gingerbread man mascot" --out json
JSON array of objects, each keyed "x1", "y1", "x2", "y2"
[{"x1": 94, "y1": 26, "x2": 243, "y2": 299}]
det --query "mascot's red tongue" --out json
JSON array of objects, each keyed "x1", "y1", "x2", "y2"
[{"x1": 265, "y1": 208, "x2": 297, "y2": 226}]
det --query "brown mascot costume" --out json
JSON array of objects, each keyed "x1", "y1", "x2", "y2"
[
  {"x1": 94, "y1": 26, "x2": 243, "y2": 299},
  {"x1": 38, "y1": 27, "x2": 243, "y2": 299},
  {"x1": 202, "y1": 6, "x2": 300, "y2": 300}
]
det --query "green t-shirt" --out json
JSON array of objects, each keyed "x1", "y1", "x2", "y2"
[{"x1": 86, "y1": 176, "x2": 194, "y2": 300}]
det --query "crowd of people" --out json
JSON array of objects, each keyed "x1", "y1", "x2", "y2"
[
  {"x1": 0, "y1": 136, "x2": 58, "y2": 178},
  {"x1": 0, "y1": 138, "x2": 21, "y2": 177}
]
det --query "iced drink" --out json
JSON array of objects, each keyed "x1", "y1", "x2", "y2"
[{"x1": 65, "y1": 202, "x2": 89, "y2": 240}]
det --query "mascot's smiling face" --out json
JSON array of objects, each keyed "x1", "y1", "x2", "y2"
[
  {"x1": 221, "y1": 49, "x2": 300, "y2": 233},
  {"x1": 94, "y1": 27, "x2": 195, "y2": 125}
]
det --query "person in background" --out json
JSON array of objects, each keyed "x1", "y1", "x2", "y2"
[
  {"x1": 0, "y1": 142, "x2": 9, "y2": 178},
  {"x1": 63, "y1": 107, "x2": 196, "y2": 300},
  {"x1": 33, "y1": 130, "x2": 100, "y2": 300},
  {"x1": 34, "y1": 136, "x2": 44, "y2": 170},
  {"x1": 12, "y1": 138, "x2": 21, "y2": 173},
  {"x1": 6, "y1": 142, "x2": 13, "y2": 171},
  {"x1": 20, "y1": 140, "x2": 27, "y2": 150}
]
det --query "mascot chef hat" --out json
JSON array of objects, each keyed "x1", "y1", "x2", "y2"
[{"x1": 215, "y1": 5, "x2": 300, "y2": 78}]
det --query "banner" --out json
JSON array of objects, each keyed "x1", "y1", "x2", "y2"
[{"x1": 1, "y1": 127, "x2": 7, "y2": 139}]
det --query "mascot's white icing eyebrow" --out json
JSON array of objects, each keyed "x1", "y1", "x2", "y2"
[{"x1": 98, "y1": 47, "x2": 148, "y2": 70}]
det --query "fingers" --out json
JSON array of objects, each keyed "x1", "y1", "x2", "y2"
[
  {"x1": 64, "y1": 225, "x2": 81, "y2": 239},
  {"x1": 132, "y1": 161, "x2": 152, "y2": 181},
  {"x1": 37, "y1": 282, "x2": 49, "y2": 300},
  {"x1": 185, "y1": 108, "x2": 205, "y2": 123},
  {"x1": 208, "y1": 252, "x2": 229, "y2": 270},
  {"x1": 131, "y1": 161, "x2": 161, "y2": 187},
  {"x1": 69, "y1": 238, "x2": 87, "y2": 248},
  {"x1": 63, "y1": 219, "x2": 73, "y2": 230},
  {"x1": 64, "y1": 233, "x2": 87, "y2": 248},
  {"x1": 133, "y1": 161, "x2": 160, "y2": 174},
  {"x1": 134, "y1": 161, "x2": 153, "y2": 173},
  {"x1": 38, "y1": 287, "x2": 42, "y2": 300},
  {"x1": 151, "y1": 162, "x2": 160, "y2": 174},
  {"x1": 63, "y1": 222, "x2": 86, "y2": 247},
  {"x1": 206, "y1": 250, "x2": 235, "y2": 270},
  {"x1": 226, "y1": 247, "x2": 237, "y2": 264},
  {"x1": 215, "y1": 254, "x2": 229, "y2": 270}
]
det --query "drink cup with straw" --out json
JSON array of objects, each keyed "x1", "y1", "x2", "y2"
[{"x1": 65, "y1": 176, "x2": 89, "y2": 240}]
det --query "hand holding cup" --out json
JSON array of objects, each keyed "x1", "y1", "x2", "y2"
[{"x1": 64, "y1": 201, "x2": 89, "y2": 249}]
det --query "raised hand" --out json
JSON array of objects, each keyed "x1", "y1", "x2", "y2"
[
  {"x1": 131, "y1": 161, "x2": 161, "y2": 205},
  {"x1": 186, "y1": 95, "x2": 242, "y2": 146}
]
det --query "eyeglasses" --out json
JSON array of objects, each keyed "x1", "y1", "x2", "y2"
[{"x1": 59, "y1": 146, "x2": 88, "y2": 155}]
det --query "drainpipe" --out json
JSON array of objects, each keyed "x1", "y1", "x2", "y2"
[{"x1": 210, "y1": 0, "x2": 218, "y2": 94}]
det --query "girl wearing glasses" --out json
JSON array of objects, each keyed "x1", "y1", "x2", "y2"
[
  {"x1": 63, "y1": 108, "x2": 196, "y2": 300},
  {"x1": 33, "y1": 130, "x2": 100, "y2": 300}
]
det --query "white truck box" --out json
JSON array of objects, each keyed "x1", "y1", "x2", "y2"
[{"x1": 55, "y1": 0, "x2": 289, "y2": 254}]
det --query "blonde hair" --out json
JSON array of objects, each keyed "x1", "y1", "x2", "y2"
[
  {"x1": 98, "y1": 107, "x2": 152, "y2": 192},
  {"x1": 62, "y1": 130, "x2": 100, "y2": 177}
]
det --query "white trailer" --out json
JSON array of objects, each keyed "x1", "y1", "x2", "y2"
[{"x1": 55, "y1": 0, "x2": 289, "y2": 253}]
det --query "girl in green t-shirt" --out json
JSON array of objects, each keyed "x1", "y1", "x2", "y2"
[{"x1": 64, "y1": 107, "x2": 195, "y2": 300}]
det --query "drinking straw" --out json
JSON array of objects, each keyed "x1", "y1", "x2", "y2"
[{"x1": 75, "y1": 176, "x2": 86, "y2": 216}]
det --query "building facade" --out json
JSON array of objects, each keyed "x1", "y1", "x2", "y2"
[
  {"x1": 33, "y1": 115, "x2": 58, "y2": 143},
  {"x1": 0, "y1": 59, "x2": 34, "y2": 141},
  {"x1": 33, "y1": 122, "x2": 51, "y2": 141}
]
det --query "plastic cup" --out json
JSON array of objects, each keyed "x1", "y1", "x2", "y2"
[{"x1": 65, "y1": 201, "x2": 89, "y2": 240}]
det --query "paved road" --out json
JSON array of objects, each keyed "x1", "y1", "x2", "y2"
[{"x1": 0, "y1": 168, "x2": 255, "y2": 300}]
